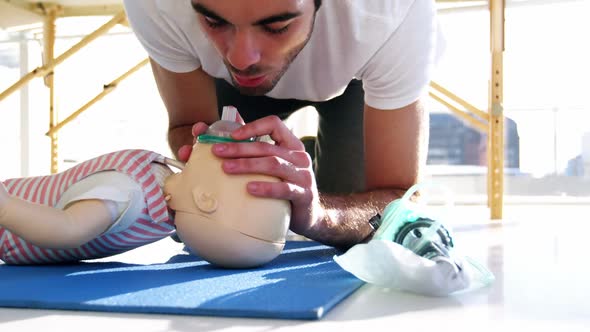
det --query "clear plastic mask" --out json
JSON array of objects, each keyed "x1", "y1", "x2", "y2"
[{"x1": 334, "y1": 182, "x2": 495, "y2": 297}]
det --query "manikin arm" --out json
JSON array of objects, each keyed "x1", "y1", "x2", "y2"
[{"x1": 0, "y1": 182, "x2": 117, "y2": 249}]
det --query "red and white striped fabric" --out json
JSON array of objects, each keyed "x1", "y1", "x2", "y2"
[{"x1": 0, "y1": 149, "x2": 175, "y2": 264}]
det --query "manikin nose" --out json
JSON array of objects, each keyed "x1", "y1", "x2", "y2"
[{"x1": 226, "y1": 30, "x2": 261, "y2": 71}]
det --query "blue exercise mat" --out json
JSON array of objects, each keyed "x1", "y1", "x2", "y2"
[{"x1": 0, "y1": 241, "x2": 364, "y2": 320}]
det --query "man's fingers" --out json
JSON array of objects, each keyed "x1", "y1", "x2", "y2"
[
  {"x1": 231, "y1": 116, "x2": 305, "y2": 151},
  {"x1": 213, "y1": 142, "x2": 311, "y2": 168},
  {"x1": 246, "y1": 181, "x2": 307, "y2": 203},
  {"x1": 177, "y1": 145, "x2": 193, "y2": 162},
  {"x1": 192, "y1": 122, "x2": 209, "y2": 137},
  {"x1": 177, "y1": 122, "x2": 210, "y2": 162},
  {"x1": 222, "y1": 156, "x2": 314, "y2": 188}
]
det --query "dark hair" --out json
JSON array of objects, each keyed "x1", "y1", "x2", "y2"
[{"x1": 314, "y1": 0, "x2": 322, "y2": 11}]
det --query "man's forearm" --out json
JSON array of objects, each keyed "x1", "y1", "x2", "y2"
[
  {"x1": 306, "y1": 188, "x2": 408, "y2": 249},
  {"x1": 168, "y1": 125, "x2": 195, "y2": 159}
]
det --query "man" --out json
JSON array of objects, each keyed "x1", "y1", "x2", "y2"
[{"x1": 123, "y1": 0, "x2": 444, "y2": 249}]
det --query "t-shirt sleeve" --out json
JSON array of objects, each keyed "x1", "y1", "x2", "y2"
[
  {"x1": 360, "y1": 0, "x2": 445, "y2": 110},
  {"x1": 56, "y1": 171, "x2": 145, "y2": 235},
  {"x1": 123, "y1": 0, "x2": 201, "y2": 73}
]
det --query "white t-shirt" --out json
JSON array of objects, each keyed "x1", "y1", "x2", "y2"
[{"x1": 123, "y1": 0, "x2": 444, "y2": 110}]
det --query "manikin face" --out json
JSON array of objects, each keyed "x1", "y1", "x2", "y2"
[{"x1": 191, "y1": 0, "x2": 317, "y2": 95}]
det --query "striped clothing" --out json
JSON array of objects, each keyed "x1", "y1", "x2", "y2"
[{"x1": 0, "y1": 150, "x2": 175, "y2": 265}]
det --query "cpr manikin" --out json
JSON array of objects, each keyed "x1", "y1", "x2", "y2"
[
  {"x1": 165, "y1": 107, "x2": 291, "y2": 268},
  {"x1": 0, "y1": 107, "x2": 291, "y2": 268}
]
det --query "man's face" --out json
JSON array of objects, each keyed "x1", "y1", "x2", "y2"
[{"x1": 191, "y1": 0, "x2": 317, "y2": 96}]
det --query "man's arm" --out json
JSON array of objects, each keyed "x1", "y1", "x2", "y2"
[
  {"x1": 307, "y1": 100, "x2": 428, "y2": 248},
  {"x1": 222, "y1": 100, "x2": 428, "y2": 249},
  {"x1": 149, "y1": 59, "x2": 219, "y2": 159}
]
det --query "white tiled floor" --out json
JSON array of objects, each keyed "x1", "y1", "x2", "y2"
[{"x1": 1, "y1": 203, "x2": 590, "y2": 331}]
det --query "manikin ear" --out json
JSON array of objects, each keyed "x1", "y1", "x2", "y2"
[{"x1": 192, "y1": 188, "x2": 218, "y2": 214}]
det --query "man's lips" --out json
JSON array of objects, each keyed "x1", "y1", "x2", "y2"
[{"x1": 232, "y1": 73, "x2": 267, "y2": 87}]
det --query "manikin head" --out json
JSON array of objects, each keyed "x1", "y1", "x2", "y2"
[
  {"x1": 164, "y1": 119, "x2": 291, "y2": 268},
  {"x1": 190, "y1": 0, "x2": 322, "y2": 95}
]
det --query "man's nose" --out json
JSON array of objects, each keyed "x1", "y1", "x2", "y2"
[{"x1": 226, "y1": 29, "x2": 261, "y2": 71}]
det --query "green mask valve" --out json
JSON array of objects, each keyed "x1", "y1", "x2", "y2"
[{"x1": 373, "y1": 183, "x2": 458, "y2": 267}]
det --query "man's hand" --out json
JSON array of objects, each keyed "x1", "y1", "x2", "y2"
[
  {"x1": 210, "y1": 115, "x2": 322, "y2": 237},
  {"x1": 177, "y1": 122, "x2": 211, "y2": 162}
]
